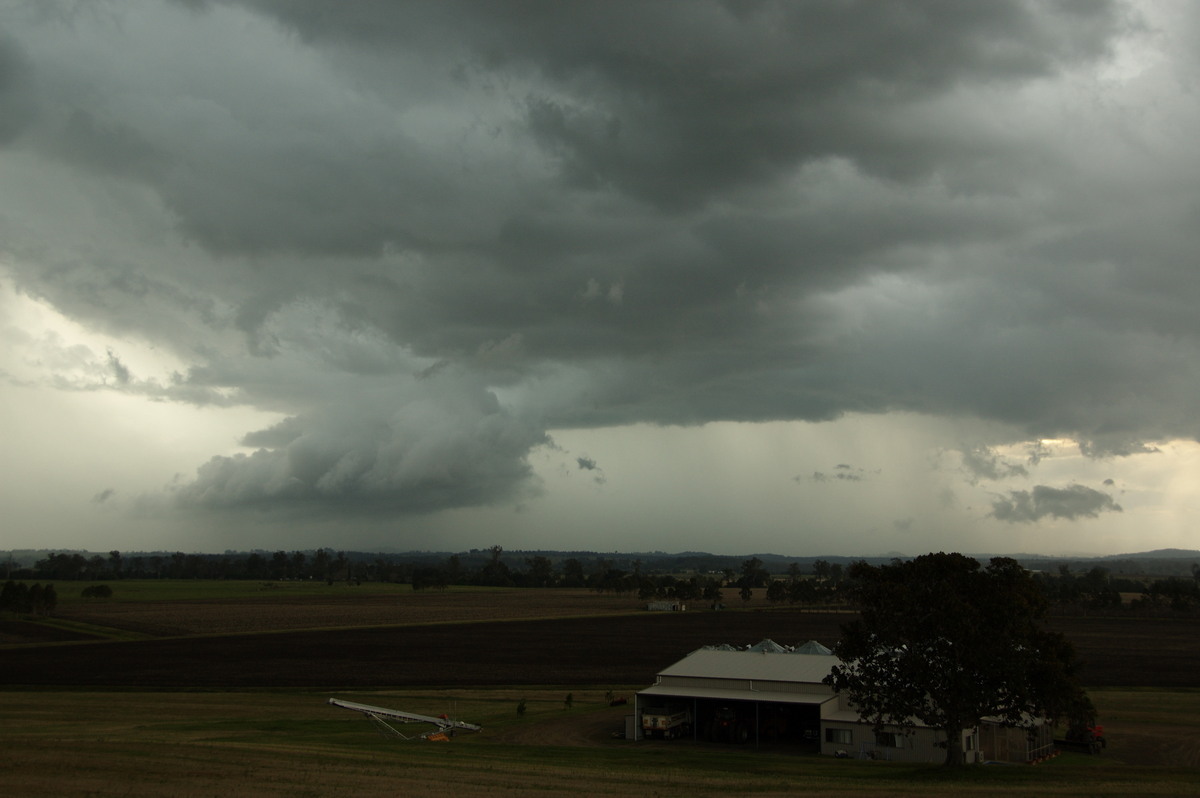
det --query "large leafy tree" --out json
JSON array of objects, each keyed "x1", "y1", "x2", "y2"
[{"x1": 825, "y1": 552, "x2": 1091, "y2": 766}]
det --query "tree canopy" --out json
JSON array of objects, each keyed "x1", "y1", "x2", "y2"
[{"x1": 824, "y1": 552, "x2": 1091, "y2": 766}]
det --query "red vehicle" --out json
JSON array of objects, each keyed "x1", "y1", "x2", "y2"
[
  {"x1": 707, "y1": 706, "x2": 750, "y2": 744},
  {"x1": 1062, "y1": 722, "x2": 1106, "y2": 754}
]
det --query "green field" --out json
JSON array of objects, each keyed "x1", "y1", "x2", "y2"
[{"x1": 1, "y1": 689, "x2": 1197, "y2": 797}]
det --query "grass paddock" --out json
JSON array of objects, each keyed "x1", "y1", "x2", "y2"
[{"x1": 1, "y1": 689, "x2": 1198, "y2": 797}]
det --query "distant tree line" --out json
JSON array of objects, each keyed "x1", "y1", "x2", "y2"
[
  {"x1": 0, "y1": 581, "x2": 58, "y2": 615},
  {"x1": 1033, "y1": 563, "x2": 1200, "y2": 615},
  {"x1": 27, "y1": 549, "x2": 399, "y2": 584},
  {"x1": 12, "y1": 548, "x2": 1200, "y2": 614},
  {"x1": 17, "y1": 548, "x2": 856, "y2": 601},
  {"x1": 10, "y1": 549, "x2": 887, "y2": 583}
]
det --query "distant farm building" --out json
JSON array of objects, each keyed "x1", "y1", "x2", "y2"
[
  {"x1": 645, "y1": 601, "x2": 687, "y2": 611},
  {"x1": 634, "y1": 640, "x2": 1052, "y2": 764}
]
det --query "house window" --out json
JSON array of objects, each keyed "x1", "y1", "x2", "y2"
[
  {"x1": 825, "y1": 728, "x2": 852, "y2": 745},
  {"x1": 875, "y1": 732, "x2": 902, "y2": 748}
]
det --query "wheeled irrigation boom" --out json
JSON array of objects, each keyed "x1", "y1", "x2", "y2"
[{"x1": 327, "y1": 697, "x2": 482, "y2": 741}]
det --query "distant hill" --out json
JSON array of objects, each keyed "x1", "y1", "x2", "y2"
[{"x1": 1101, "y1": 548, "x2": 1200, "y2": 560}]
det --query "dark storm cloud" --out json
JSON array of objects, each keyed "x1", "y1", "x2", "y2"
[
  {"x1": 6, "y1": 0, "x2": 1193, "y2": 527},
  {"x1": 990, "y1": 484, "x2": 1123, "y2": 523},
  {"x1": 0, "y1": 32, "x2": 36, "y2": 144},
  {"x1": 234, "y1": 0, "x2": 1123, "y2": 207}
]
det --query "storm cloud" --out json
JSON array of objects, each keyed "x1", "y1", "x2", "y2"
[{"x1": 2, "y1": 1, "x2": 1198, "y2": 553}]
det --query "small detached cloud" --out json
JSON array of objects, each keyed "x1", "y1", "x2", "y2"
[
  {"x1": 960, "y1": 445, "x2": 1028, "y2": 484},
  {"x1": 806, "y1": 464, "x2": 869, "y2": 483},
  {"x1": 92, "y1": 487, "x2": 116, "y2": 503},
  {"x1": 576, "y1": 455, "x2": 606, "y2": 485},
  {"x1": 990, "y1": 484, "x2": 1122, "y2": 524}
]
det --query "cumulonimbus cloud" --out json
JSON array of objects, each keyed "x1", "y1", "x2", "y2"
[{"x1": 3, "y1": 0, "x2": 1194, "y2": 532}]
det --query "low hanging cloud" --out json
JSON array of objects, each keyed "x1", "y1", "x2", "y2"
[
  {"x1": 990, "y1": 484, "x2": 1123, "y2": 524},
  {"x1": 175, "y1": 385, "x2": 549, "y2": 515}
]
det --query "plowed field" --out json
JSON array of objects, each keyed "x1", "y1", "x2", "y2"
[
  {"x1": 2, "y1": 591, "x2": 1197, "y2": 689},
  {"x1": 53, "y1": 587, "x2": 641, "y2": 636}
]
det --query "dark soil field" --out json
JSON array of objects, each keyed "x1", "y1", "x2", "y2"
[
  {"x1": 50, "y1": 587, "x2": 642, "y2": 636},
  {"x1": 3, "y1": 601, "x2": 1197, "y2": 689}
]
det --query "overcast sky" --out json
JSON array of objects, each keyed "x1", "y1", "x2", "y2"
[{"x1": 3, "y1": 0, "x2": 1199, "y2": 557}]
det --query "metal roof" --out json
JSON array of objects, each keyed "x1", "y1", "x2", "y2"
[
  {"x1": 640, "y1": 683, "x2": 837, "y2": 706},
  {"x1": 657, "y1": 648, "x2": 838, "y2": 684}
]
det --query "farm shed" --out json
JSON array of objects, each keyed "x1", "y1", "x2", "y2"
[
  {"x1": 636, "y1": 643, "x2": 1025, "y2": 764},
  {"x1": 636, "y1": 646, "x2": 835, "y2": 747}
]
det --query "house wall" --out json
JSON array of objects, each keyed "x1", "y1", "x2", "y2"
[{"x1": 819, "y1": 721, "x2": 979, "y2": 764}]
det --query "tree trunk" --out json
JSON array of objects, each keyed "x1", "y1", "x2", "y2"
[{"x1": 943, "y1": 725, "x2": 965, "y2": 767}]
